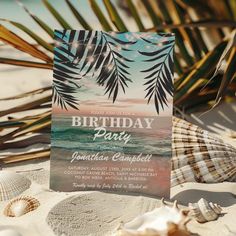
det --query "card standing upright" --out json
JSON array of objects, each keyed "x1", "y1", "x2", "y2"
[{"x1": 50, "y1": 30, "x2": 175, "y2": 198}]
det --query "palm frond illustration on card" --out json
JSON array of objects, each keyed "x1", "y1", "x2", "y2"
[{"x1": 50, "y1": 31, "x2": 175, "y2": 197}]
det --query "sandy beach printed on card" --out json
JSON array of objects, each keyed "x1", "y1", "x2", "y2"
[{"x1": 50, "y1": 30, "x2": 175, "y2": 197}]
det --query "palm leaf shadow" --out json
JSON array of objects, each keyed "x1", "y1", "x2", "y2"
[
  {"x1": 139, "y1": 37, "x2": 174, "y2": 114},
  {"x1": 53, "y1": 30, "x2": 82, "y2": 110},
  {"x1": 53, "y1": 30, "x2": 137, "y2": 109},
  {"x1": 80, "y1": 31, "x2": 137, "y2": 102}
]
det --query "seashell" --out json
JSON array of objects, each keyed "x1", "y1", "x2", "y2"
[
  {"x1": 0, "y1": 229, "x2": 22, "y2": 236},
  {"x1": 171, "y1": 117, "x2": 236, "y2": 187},
  {"x1": 118, "y1": 199, "x2": 191, "y2": 236},
  {"x1": 188, "y1": 198, "x2": 222, "y2": 223},
  {"x1": 4, "y1": 196, "x2": 40, "y2": 217},
  {"x1": 0, "y1": 171, "x2": 31, "y2": 201}
]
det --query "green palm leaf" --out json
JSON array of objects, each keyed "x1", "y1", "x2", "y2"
[
  {"x1": 16, "y1": 0, "x2": 54, "y2": 38},
  {"x1": 103, "y1": 0, "x2": 128, "y2": 31},
  {"x1": 89, "y1": 0, "x2": 113, "y2": 31},
  {"x1": 42, "y1": 0, "x2": 72, "y2": 29},
  {"x1": 0, "y1": 0, "x2": 235, "y2": 157},
  {"x1": 65, "y1": 0, "x2": 92, "y2": 30}
]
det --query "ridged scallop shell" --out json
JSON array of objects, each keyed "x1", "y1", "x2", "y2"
[
  {"x1": 0, "y1": 171, "x2": 31, "y2": 201},
  {"x1": 118, "y1": 199, "x2": 191, "y2": 236},
  {"x1": 4, "y1": 196, "x2": 40, "y2": 217},
  {"x1": 172, "y1": 117, "x2": 236, "y2": 187},
  {"x1": 188, "y1": 198, "x2": 222, "y2": 223}
]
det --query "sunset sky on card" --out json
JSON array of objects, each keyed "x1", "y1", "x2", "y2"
[{"x1": 53, "y1": 32, "x2": 174, "y2": 117}]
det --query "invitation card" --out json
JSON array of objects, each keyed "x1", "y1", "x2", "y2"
[{"x1": 50, "y1": 30, "x2": 174, "y2": 197}]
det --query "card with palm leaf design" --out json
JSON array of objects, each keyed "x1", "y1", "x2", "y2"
[{"x1": 50, "y1": 30, "x2": 175, "y2": 197}]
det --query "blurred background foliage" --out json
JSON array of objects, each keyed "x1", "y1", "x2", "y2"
[{"x1": 0, "y1": 0, "x2": 235, "y2": 164}]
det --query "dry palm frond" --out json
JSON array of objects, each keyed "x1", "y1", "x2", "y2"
[{"x1": 0, "y1": 0, "x2": 235, "y2": 163}]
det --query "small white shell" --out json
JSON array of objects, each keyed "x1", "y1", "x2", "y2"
[
  {"x1": 188, "y1": 198, "x2": 222, "y2": 223},
  {"x1": 118, "y1": 199, "x2": 191, "y2": 236},
  {"x1": 4, "y1": 196, "x2": 40, "y2": 217},
  {"x1": 0, "y1": 229, "x2": 22, "y2": 236},
  {"x1": 0, "y1": 171, "x2": 31, "y2": 201}
]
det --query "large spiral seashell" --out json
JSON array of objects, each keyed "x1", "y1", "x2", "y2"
[
  {"x1": 188, "y1": 198, "x2": 222, "y2": 223},
  {"x1": 0, "y1": 171, "x2": 31, "y2": 201},
  {"x1": 118, "y1": 199, "x2": 191, "y2": 236},
  {"x1": 3, "y1": 196, "x2": 40, "y2": 217},
  {"x1": 171, "y1": 117, "x2": 236, "y2": 187}
]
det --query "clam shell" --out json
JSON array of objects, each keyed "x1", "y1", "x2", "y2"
[
  {"x1": 4, "y1": 196, "x2": 40, "y2": 217},
  {"x1": 118, "y1": 199, "x2": 191, "y2": 236},
  {"x1": 188, "y1": 198, "x2": 222, "y2": 223},
  {"x1": 0, "y1": 171, "x2": 31, "y2": 201},
  {"x1": 172, "y1": 117, "x2": 236, "y2": 187}
]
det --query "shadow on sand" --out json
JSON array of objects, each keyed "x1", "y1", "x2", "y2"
[{"x1": 171, "y1": 189, "x2": 236, "y2": 207}]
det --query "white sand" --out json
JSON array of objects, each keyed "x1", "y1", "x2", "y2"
[
  {"x1": 0, "y1": 52, "x2": 236, "y2": 236},
  {"x1": 0, "y1": 160, "x2": 236, "y2": 236}
]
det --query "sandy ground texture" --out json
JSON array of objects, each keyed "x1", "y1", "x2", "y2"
[
  {"x1": 0, "y1": 159, "x2": 235, "y2": 236},
  {"x1": 0, "y1": 53, "x2": 236, "y2": 236}
]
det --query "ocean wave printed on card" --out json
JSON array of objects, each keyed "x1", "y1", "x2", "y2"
[{"x1": 50, "y1": 30, "x2": 175, "y2": 197}]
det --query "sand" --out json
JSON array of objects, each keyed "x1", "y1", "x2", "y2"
[
  {"x1": 1, "y1": 52, "x2": 236, "y2": 236},
  {"x1": 0, "y1": 159, "x2": 236, "y2": 236}
]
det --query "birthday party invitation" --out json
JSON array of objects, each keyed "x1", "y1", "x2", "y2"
[{"x1": 50, "y1": 30, "x2": 175, "y2": 197}]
